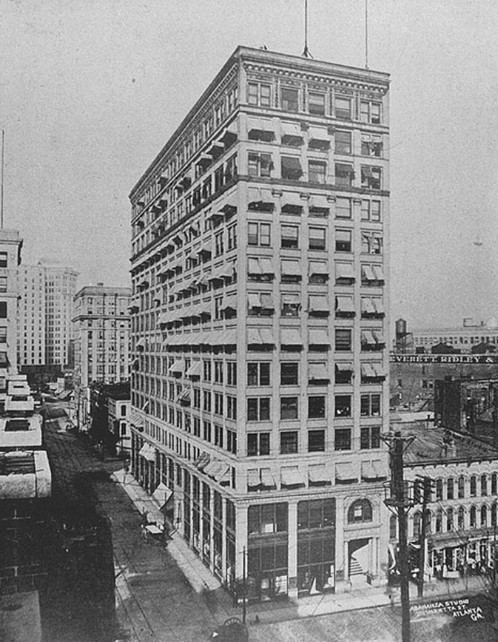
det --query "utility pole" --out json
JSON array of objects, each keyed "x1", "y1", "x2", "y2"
[
  {"x1": 383, "y1": 431, "x2": 415, "y2": 642},
  {"x1": 417, "y1": 477, "x2": 433, "y2": 598}
]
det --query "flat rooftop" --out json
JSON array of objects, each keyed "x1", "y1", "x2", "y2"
[
  {"x1": 393, "y1": 422, "x2": 498, "y2": 466},
  {"x1": 0, "y1": 450, "x2": 51, "y2": 499},
  {"x1": 0, "y1": 414, "x2": 42, "y2": 450}
]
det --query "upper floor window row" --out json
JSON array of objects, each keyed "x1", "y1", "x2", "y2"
[{"x1": 247, "y1": 81, "x2": 384, "y2": 125}]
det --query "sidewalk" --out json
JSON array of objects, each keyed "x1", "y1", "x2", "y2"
[{"x1": 112, "y1": 467, "x2": 494, "y2": 628}]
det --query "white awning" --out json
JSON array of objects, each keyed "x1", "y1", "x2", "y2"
[
  {"x1": 248, "y1": 258, "x2": 261, "y2": 275},
  {"x1": 308, "y1": 363, "x2": 330, "y2": 380},
  {"x1": 139, "y1": 443, "x2": 156, "y2": 462},
  {"x1": 260, "y1": 468, "x2": 276, "y2": 489},
  {"x1": 336, "y1": 296, "x2": 355, "y2": 313},
  {"x1": 186, "y1": 361, "x2": 202, "y2": 377},
  {"x1": 372, "y1": 265, "x2": 384, "y2": 281},
  {"x1": 248, "y1": 118, "x2": 275, "y2": 134},
  {"x1": 309, "y1": 328, "x2": 330, "y2": 345},
  {"x1": 361, "y1": 298, "x2": 375, "y2": 314},
  {"x1": 335, "y1": 462, "x2": 357, "y2": 483},
  {"x1": 213, "y1": 463, "x2": 230, "y2": 481},
  {"x1": 177, "y1": 389, "x2": 191, "y2": 404},
  {"x1": 281, "y1": 259, "x2": 301, "y2": 276},
  {"x1": 219, "y1": 197, "x2": 237, "y2": 214},
  {"x1": 281, "y1": 192, "x2": 303, "y2": 209},
  {"x1": 197, "y1": 242, "x2": 212, "y2": 255},
  {"x1": 361, "y1": 460, "x2": 385, "y2": 481},
  {"x1": 219, "y1": 121, "x2": 237, "y2": 143},
  {"x1": 247, "y1": 469, "x2": 260, "y2": 489},
  {"x1": 373, "y1": 331, "x2": 384, "y2": 345},
  {"x1": 309, "y1": 194, "x2": 330, "y2": 210},
  {"x1": 248, "y1": 327, "x2": 274, "y2": 345},
  {"x1": 281, "y1": 122, "x2": 303, "y2": 138},
  {"x1": 309, "y1": 296, "x2": 329, "y2": 312},
  {"x1": 309, "y1": 126, "x2": 329, "y2": 142},
  {"x1": 281, "y1": 466, "x2": 305, "y2": 487},
  {"x1": 309, "y1": 464, "x2": 332, "y2": 484},
  {"x1": 336, "y1": 263, "x2": 355, "y2": 280},
  {"x1": 210, "y1": 331, "x2": 224, "y2": 346},
  {"x1": 361, "y1": 363, "x2": 377, "y2": 378},
  {"x1": 130, "y1": 410, "x2": 145, "y2": 428},
  {"x1": 248, "y1": 187, "x2": 274, "y2": 207},
  {"x1": 335, "y1": 362, "x2": 353, "y2": 373},
  {"x1": 152, "y1": 483, "x2": 173, "y2": 508},
  {"x1": 309, "y1": 261, "x2": 328, "y2": 276},
  {"x1": 224, "y1": 329, "x2": 237, "y2": 345},
  {"x1": 361, "y1": 330, "x2": 376, "y2": 346},
  {"x1": 136, "y1": 338, "x2": 146, "y2": 349},
  {"x1": 259, "y1": 258, "x2": 274, "y2": 274},
  {"x1": 169, "y1": 359, "x2": 184, "y2": 374},
  {"x1": 373, "y1": 299, "x2": 384, "y2": 314},
  {"x1": 260, "y1": 293, "x2": 274, "y2": 310},
  {"x1": 248, "y1": 293, "x2": 261, "y2": 308},
  {"x1": 281, "y1": 328, "x2": 303, "y2": 346},
  {"x1": 221, "y1": 294, "x2": 237, "y2": 310}
]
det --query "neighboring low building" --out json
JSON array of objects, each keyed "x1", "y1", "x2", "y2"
[
  {"x1": 89, "y1": 381, "x2": 130, "y2": 456},
  {"x1": 107, "y1": 390, "x2": 131, "y2": 457},
  {"x1": 412, "y1": 317, "x2": 498, "y2": 354},
  {"x1": 391, "y1": 420, "x2": 498, "y2": 590}
]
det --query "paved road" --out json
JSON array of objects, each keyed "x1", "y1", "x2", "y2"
[{"x1": 43, "y1": 403, "x2": 218, "y2": 642}]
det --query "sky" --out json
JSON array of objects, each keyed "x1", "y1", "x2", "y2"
[{"x1": 1, "y1": 0, "x2": 498, "y2": 330}]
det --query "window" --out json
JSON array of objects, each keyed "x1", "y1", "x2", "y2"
[
  {"x1": 436, "y1": 478, "x2": 443, "y2": 501},
  {"x1": 360, "y1": 426, "x2": 381, "y2": 449},
  {"x1": 281, "y1": 293, "x2": 300, "y2": 317},
  {"x1": 309, "y1": 227, "x2": 326, "y2": 251},
  {"x1": 247, "y1": 432, "x2": 270, "y2": 456},
  {"x1": 335, "y1": 329, "x2": 352, "y2": 351},
  {"x1": 470, "y1": 475, "x2": 477, "y2": 497},
  {"x1": 308, "y1": 161, "x2": 327, "y2": 184},
  {"x1": 281, "y1": 362, "x2": 298, "y2": 385},
  {"x1": 308, "y1": 430, "x2": 325, "y2": 452},
  {"x1": 335, "y1": 163, "x2": 354, "y2": 187},
  {"x1": 481, "y1": 474, "x2": 487, "y2": 496},
  {"x1": 0, "y1": 277, "x2": 6, "y2": 293},
  {"x1": 227, "y1": 362, "x2": 237, "y2": 386},
  {"x1": 348, "y1": 499, "x2": 373, "y2": 523},
  {"x1": 0, "y1": 302, "x2": 7, "y2": 318},
  {"x1": 0, "y1": 252, "x2": 7, "y2": 268},
  {"x1": 335, "y1": 97, "x2": 351, "y2": 120},
  {"x1": 308, "y1": 92, "x2": 325, "y2": 115},
  {"x1": 458, "y1": 476, "x2": 465, "y2": 498},
  {"x1": 361, "y1": 200, "x2": 381, "y2": 222},
  {"x1": 227, "y1": 224, "x2": 237, "y2": 251},
  {"x1": 280, "y1": 431, "x2": 298, "y2": 454},
  {"x1": 248, "y1": 362, "x2": 270, "y2": 386},
  {"x1": 361, "y1": 232, "x2": 383, "y2": 255},
  {"x1": 247, "y1": 397, "x2": 270, "y2": 421},
  {"x1": 447, "y1": 478, "x2": 454, "y2": 500},
  {"x1": 335, "y1": 395, "x2": 351, "y2": 417},
  {"x1": 335, "y1": 229, "x2": 352, "y2": 252},
  {"x1": 281, "y1": 87, "x2": 299, "y2": 112},
  {"x1": 308, "y1": 396, "x2": 325, "y2": 419},
  {"x1": 248, "y1": 503, "x2": 288, "y2": 535},
  {"x1": 470, "y1": 505, "x2": 477, "y2": 527},
  {"x1": 227, "y1": 396, "x2": 237, "y2": 420},
  {"x1": 215, "y1": 231, "x2": 224, "y2": 256},
  {"x1": 361, "y1": 133, "x2": 382, "y2": 157},
  {"x1": 361, "y1": 166, "x2": 382, "y2": 190},
  {"x1": 248, "y1": 222, "x2": 271, "y2": 246},
  {"x1": 248, "y1": 82, "x2": 271, "y2": 107},
  {"x1": 335, "y1": 363, "x2": 353, "y2": 385},
  {"x1": 360, "y1": 100, "x2": 381, "y2": 124},
  {"x1": 335, "y1": 130, "x2": 352, "y2": 154},
  {"x1": 281, "y1": 396, "x2": 298, "y2": 420},
  {"x1": 336, "y1": 197, "x2": 352, "y2": 219},
  {"x1": 248, "y1": 152, "x2": 272, "y2": 177},
  {"x1": 281, "y1": 156, "x2": 303, "y2": 180},
  {"x1": 361, "y1": 393, "x2": 381, "y2": 417},
  {"x1": 281, "y1": 225, "x2": 299, "y2": 249}
]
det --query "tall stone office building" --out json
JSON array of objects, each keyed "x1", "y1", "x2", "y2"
[{"x1": 129, "y1": 47, "x2": 390, "y2": 601}]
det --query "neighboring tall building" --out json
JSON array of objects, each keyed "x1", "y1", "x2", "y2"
[
  {"x1": 412, "y1": 317, "x2": 498, "y2": 354},
  {"x1": 129, "y1": 47, "x2": 390, "y2": 600},
  {"x1": 0, "y1": 229, "x2": 23, "y2": 407},
  {"x1": 72, "y1": 284, "x2": 131, "y2": 427},
  {"x1": 17, "y1": 263, "x2": 78, "y2": 371}
]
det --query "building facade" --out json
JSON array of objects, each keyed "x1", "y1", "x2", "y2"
[
  {"x1": 17, "y1": 263, "x2": 78, "y2": 370},
  {"x1": 411, "y1": 318, "x2": 498, "y2": 354},
  {"x1": 129, "y1": 47, "x2": 390, "y2": 600}
]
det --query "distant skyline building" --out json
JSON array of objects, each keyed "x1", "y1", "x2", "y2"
[
  {"x1": 128, "y1": 46, "x2": 390, "y2": 600},
  {"x1": 0, "y1": 229, "x2": 23, "y2": 408},
  {"x1": 17, "y1": 262, "x2": 78, "y2": 369}
]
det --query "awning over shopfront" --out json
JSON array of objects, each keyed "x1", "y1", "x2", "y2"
[
  {"x1": 335, "y1": 462, "x2": 357, "y2": 484},
  {"x1": 152, "y1": 483, "x2": 173, "y2": 509},
  {"x1": 281, "y1": 466, "x2": 305, "y2": 488},
  {"x1": 139, "y1": 443, "x2": 156, "y2": 462},
  {"x1": 308, "y1": 464, "x2": 332, "y2": 485}
]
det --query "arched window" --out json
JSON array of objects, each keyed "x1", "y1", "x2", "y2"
[
  {"x1": 458, "y1": 506, "x2": 465, "y2": 530},
  {"x1": 470, "y1": 506, "x2": 477, "y2": 527},
  {"x1": 348, "y1": 499, "x2": 373, "y2": 524},
  {"x1": 390, "y1": 514, "x2": 397, "y2": 540},
  {"x1": 435, "y1": 509, "x2": 443, "y2": 533},
  {"x1": 481, "y1": 474, "x2": 488, "y2": 496},
  {"x1": 458, "y1": 476, "x2": 465, "y2": 499},
  {"x1": 436, "y1": 478, "x2": 443, "y2": 501},
  {"x1": 425, "y1": 509, "x2": 432, "y2": 533},
  {"x1": 446, "y1": 477, "x2": 454, "y2": 500},
  {"x1": 492, "y1": 473, "x2": 498, "y2": 496},
  {"x1": 413, "y1": 512, "x2": 421, "y2": 539},
  {"x1": 470, "y1": 476, "x2": 477, "y2": 497},
  {"x1": 446, "y1": 508, "x2": 454, "y2": 531},
  {"x1": 481, "y1": 505, "x2": 488, "y2": 526}
]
